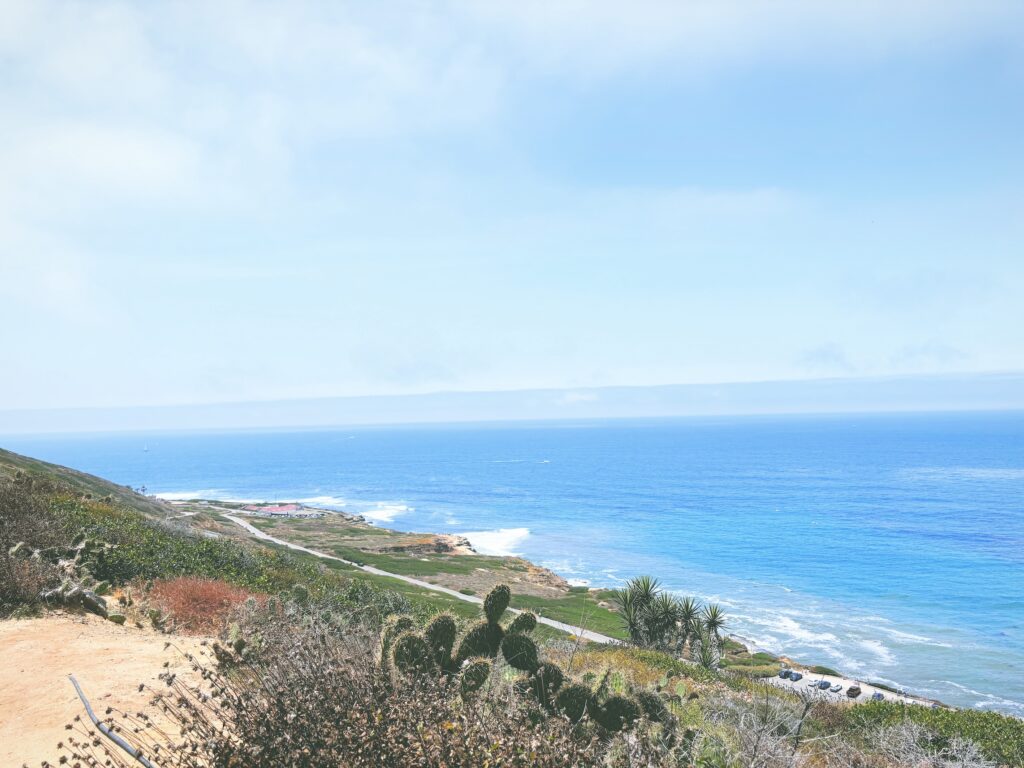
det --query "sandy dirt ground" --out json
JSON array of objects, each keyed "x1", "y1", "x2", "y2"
[{"x1": 0, "y1": 611, "x2": 206, "y2": 767}]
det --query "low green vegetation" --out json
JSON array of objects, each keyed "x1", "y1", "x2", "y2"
[
  {"x1": 844, "y1": 701, "x2": 1024, "y2": 767},
  {"x1": 510, "y1": 591, "x2": 627, "y2": 639},
  {"x1": 3, "y1": 448, "x2": 1023, "y2": 768},
  {"x1": 811, "y1": 664, "x2": 841, "y2": 676}
]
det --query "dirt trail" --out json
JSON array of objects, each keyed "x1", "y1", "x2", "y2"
[{"x1": 0, "y1": 611, "x2": 205, "y2": 767}]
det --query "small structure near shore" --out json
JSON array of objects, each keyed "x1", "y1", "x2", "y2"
[{"x1": 241, "y1": 503, "x2": 324, "y2": 519}]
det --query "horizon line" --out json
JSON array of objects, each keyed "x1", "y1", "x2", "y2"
[
  {"x1": 3, "y1": 369, "x2": 1022, "y2": 416},
  {"x1": 1, "y1": 370, "x2": 1023, "y2": 437}
]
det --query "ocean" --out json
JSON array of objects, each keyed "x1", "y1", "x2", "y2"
[{"x1": 5, "y1": 411, "x2": 1022, "y2": 715}]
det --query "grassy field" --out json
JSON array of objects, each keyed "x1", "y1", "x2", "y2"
[
  {"x1": 237, "y1": 509, "x2": 629, "y2": 639},
  {"x1": 511, "y1": 592, "x2": 628, "y2": 640}
]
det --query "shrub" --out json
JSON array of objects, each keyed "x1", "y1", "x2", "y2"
[
  {"x1": 0, "y1": 553, "x2": 55, "y2": 617},
  {"x1": 147, "y1": 577, "x2": 262, "y2": 633},
  {"x1": 59, "y1": 625, "x2": 616, "y2": 767},
  {"x1": 0, "y1": 475, "x2": 63, "y2": 615},
  {"x1": 843, "y1": 701, "x2": 1024, "y2": 767}
]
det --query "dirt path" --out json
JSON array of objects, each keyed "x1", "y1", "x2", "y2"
[
  {"x1": 225, "y1": 512, "x2": 619, "y2": 644},
  {"x1": 0, "y1": 612, "x2": 205, "y2": 768}
]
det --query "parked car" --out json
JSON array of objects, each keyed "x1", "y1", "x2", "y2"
[
  {"x1": 872, "y1": 692, "x2": 885, "y2": 701},
  {"x1": 829, "y1": 684, "x2": 843, "y2": 693},
  {"x1": 789, "y1": 672, "x2": 803, "y2": 682},
  {"x1": 846, "y1": 685, "x2": 862, "y2": 698},
  {"x1": 816, "y1": 680, "x2": 831, "y2": 690},
  {"x1": 779, "y1": 669, "x2": 792, "y2": 679}
]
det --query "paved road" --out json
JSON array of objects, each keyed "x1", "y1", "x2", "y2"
[{"x1": 224, "y1": 513, "x2": 618, "y2": 644}]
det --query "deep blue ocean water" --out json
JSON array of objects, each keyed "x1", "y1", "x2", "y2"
[{"x1": 5, "y1": 411, "x2": 1022, "y2": 715}]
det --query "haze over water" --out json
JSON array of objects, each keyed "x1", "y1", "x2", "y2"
[{"x1": 7, "y1": 411, "x2": 1022, "y2": 715}]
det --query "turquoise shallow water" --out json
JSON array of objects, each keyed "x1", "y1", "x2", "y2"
[{"x1": 5, "y1": 411, "x2": 1023, "y2": 714}]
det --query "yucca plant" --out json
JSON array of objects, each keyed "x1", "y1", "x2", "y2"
[
  {"x1": 702, "y1": 603, "x2": 726, "y2": 643},
  {"x1": 612, "y1": 575, "x2": 724, "y2": 656}
]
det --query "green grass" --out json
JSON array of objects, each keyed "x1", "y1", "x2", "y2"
[
  {"x1": 868, "y1": 680, "x2": 904, "y2": 694},
  {"x1": 510, "y1": 592, "x2": 627, "y2": 640},
  {"x1": 722, "y1": 653, "x2": 778, "y2": 668},
  {"x1": 844, "y1": 701, "x2": 1024, "y2": 767},
  {"x1": 326, "y1": 545, "x2": 506, "y2": 577},
  {"x1": 810, "y1": 665, "x2": 840, "y2": 676}
]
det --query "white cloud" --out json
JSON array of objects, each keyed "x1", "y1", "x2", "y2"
[{"x1": 464, "y1": 1, "x2": 1024, "y2": 75}]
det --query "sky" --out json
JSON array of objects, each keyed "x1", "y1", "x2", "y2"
[{"x1": 2, "y1": 1, "x2": 1023, "y2": 413}]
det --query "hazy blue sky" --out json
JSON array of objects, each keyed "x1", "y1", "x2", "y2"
[{"x1": 2, "y1": 1, "x2": 1023, "y2": 410}]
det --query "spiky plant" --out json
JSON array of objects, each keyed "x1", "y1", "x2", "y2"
[
  {"x1": 626, "y1": 575, "x2": 661, "y2": 608},
  {"x1": 392, "y1": 631, "x2": 436, "y2": 676},
  {"x1": 677, "y1": 596, "x2": 701, "y2": 647},
  {"x1": 501, "y1": 632, "x2": 540, "y2": 674},
  {"x1": 507, "y1": 610, "x2": 537, "y2": 634},
  {"x1": 635, "y1": 689, "x2": 671, "y2": 724},
  {"x1": 592, "y1": 694, "x2": 642, "y2": 733},
  {"x1": 530, "y1": 662, "x2": 565, "y2": 708},
  {"x1": 454, "y1": 620, "x2": 505, "y2": 663},
  {"x1": 424, "y1": 612, "x2": 458, "y2": 671},
  {"x1": 459, "y1": 657, "x2": 491, "y2": 697},
  {"x1": 648, "y1": 592, "x2": 682, "y2": 648},
  {"x1": 612, "y1": 587, "x2": 646, "y2": 645},
  {"x1": 483, "y1": 583, "x2": 511, "y2": 624},
  {"x1": 702, "y1": 603, "x2": 726, "y2": 641},
  {"x1": 378, "y1": 614, "x2": 416, "y2": 673},
  {"x1": 692, "y1": 626, "x2": 721, "y2": 671},
  {"x1": 555, "y1": 682, "x2": 591, "y2": 722}
]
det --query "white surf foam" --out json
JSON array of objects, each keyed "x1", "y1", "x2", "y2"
[
  {"x1": 934, "y1": 681, "x2": 1024, "y2": 712},
  {"x1": 858, "y1": 638, "x2": 896, "y2": 665},
  {"x1": 361, "y1": 503, "x2": 414, "y2": 523},
  {"x1": 870, "y1": 625, "x2": 954, "y2": 648},
  {"x1": 463, "y1": 527, "x2": 530, "y2": 556}
]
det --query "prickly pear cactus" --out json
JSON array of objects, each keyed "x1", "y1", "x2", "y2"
[
  {"x1": 459, "y1": 657, "x2": 492, "y2": 697},
  {"x1": 424, "y1": 612, "x2": 458, "y2": 670},
  {"x1": 592, "y1": 694, "x2": 642, "y2": 732},
  {"x1": 555, "y1": 682, "x2": 591, "y2": 722},
  {"x1": 501, "y1": 632, "x2": 539, "y2": 674},
  {"x1": 483, "y1": 584, "x2": 511, "y2": 624},
  {"x1": 454, "y1": 620, "x2": 505, "y2": 663},
  {"x1": 392, "y1": 631, "x2": 436, "y2": 677},
  {"x1": 507, "y1": 611, "x2": 537, "y2": 635}
]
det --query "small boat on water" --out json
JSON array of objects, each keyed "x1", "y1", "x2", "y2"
[{"x1": 846, "y1": 685, "x2": 862, "y2": 698}]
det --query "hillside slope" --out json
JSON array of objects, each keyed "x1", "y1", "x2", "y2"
[{"x1": 0, "y1": 447, "x2": 170, "y2": 520}]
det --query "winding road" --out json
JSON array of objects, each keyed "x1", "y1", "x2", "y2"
[{"x1": 224, "y1": 513, "x2": 618, "y2": 644}]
